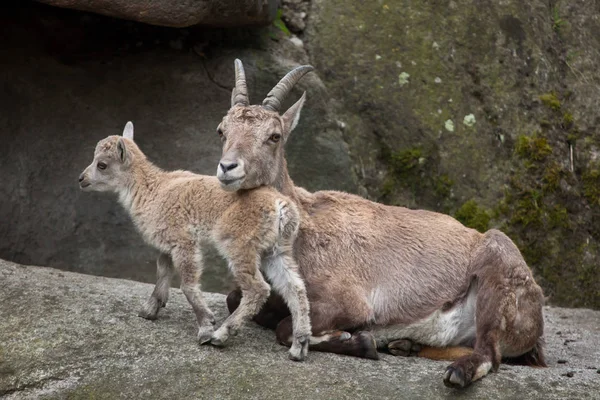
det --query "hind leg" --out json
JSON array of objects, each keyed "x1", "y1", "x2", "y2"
[
  {"x1": 139, "y1": 253, "x2": 174, "y2": 320},
  {"x1": 444, "y1": 231, "x2": 545, "y2": 388},
  {"x1": 171, "y1": 247, "x2": 215, "y2": 342},
  {"x1": 227, "y1": 288, "x2": 291, "y2": 330},
  {"x1": 210, "y1": 257, "x2": 270, "y2": 346}
]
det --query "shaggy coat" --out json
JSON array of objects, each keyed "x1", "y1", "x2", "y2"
[{"x1": 79, "y1": 122, "x2": 311, "y2": 361}]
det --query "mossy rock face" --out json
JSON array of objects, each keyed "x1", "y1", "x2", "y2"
[{"x1": 307, "y1": 0, "x2": 600, "y2": 308}]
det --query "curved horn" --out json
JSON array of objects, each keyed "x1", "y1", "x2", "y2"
[
  {"x1": 232, "y1": 59, "x2": 249, "y2": 106},
  {"x1": 262, "y1": 65, "x2": 314, "y2": 112}
]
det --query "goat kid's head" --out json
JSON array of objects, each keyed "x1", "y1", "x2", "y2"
[
  {"x1": 79, "y1": 121, "x2": 137, "y2": 193},
  {"x1": 216, "y1": 59, "x2": 313, "y2": 191}
]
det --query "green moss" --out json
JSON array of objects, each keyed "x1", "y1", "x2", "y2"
[
  {"x1": 515, "y1": 134, "x2": 552, "y2": 161},
  {"x1": 380, "y1": 176, "x2": 396, "y2": 197},
  {"x1": 562, "y1": 112, "x2": 574, "y2": 127},
  {"x1": 539, "y1": 92, "x2": 561, "y2": 110},
  {"x1": 272, "y1": 9, "x2": 291, "y2": 36},
  {"x1": 543, "y1": 162, "x2": 563, "y2": 192},
  {"x1": 552, "y1": 5, "x2": 567, "y2": 35},
  {"x1": 582, "y1": 163, "x2": 600, "y2": 205},
  {"x1": 549, "y1": 205, "x2": 569, "y2": 229},
  {"x1": 434, "y1": 174, "x2": 454, "y2": 198},
  {"x1": 509, "y1": 191, "x2": 543, "y2": 227},
  {"x1": 389, "y1": 148, "x2": 424, "y2": 174},
  {"x1": 455, "y1": 199, "x2": 490, "y2": 232}
]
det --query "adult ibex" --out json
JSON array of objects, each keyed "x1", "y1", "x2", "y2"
[{"x1": 216, "y1": 60, "x2": 546, "y2": 388}]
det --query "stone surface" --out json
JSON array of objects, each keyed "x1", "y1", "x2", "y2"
[
  {"x1": 306, "y1": 0, "x2": 600, "y2": 308},
  {"x1": 0, "y1": 3, "x2": 356, "y2": 293},
  {"x1": 1, "y1": 259, "x2": 599, "y2": 399},
  {"x1": 35, "y1": 0, "x2": 279, "y2": 27}
]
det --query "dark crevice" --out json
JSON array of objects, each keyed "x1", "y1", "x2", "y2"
[
  {"x1": 201, "y1": 59, "x2": 231, "y2": 92},
  {"x1": 0, "y1": 376, "x2": 64, "y2": 396}
]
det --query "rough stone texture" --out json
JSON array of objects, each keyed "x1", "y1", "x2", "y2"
[
  {"x1": 0, "y1": 3, "x2": 356, "y2": 293},
  {"x1": 35, "y1": 0, "x2": 280, "y2": 28},
  {"x1": 306, "y1": 0, "x2": 600, "y2": 308},
  {"x1": 1, "y1": 259, "x2": 599, "y2": 399}
]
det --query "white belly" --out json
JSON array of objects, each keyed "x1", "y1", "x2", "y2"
[{"x1": 370, "y1": 287, "x2": 477, "y2": 348}]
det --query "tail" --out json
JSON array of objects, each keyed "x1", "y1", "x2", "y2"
[
  {"x1": 504, "y1": 337, "x2": 547, "y2": 367},
  {"x1": 275, "y1": 198, "x2": 300, "y2": 240}
]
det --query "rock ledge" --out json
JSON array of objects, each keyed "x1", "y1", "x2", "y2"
[{"x1": 1, "y1": 259, "x2": 599, "y2": 399}]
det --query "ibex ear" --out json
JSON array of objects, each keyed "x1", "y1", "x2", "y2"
[
  {"x1": 122, "y1": 121, "x2": 134, "y2": 140},
  {"x1": 117, "y1": 138, "x2": 129, "y2": 163},
  {"x1": 281, "y1": 92, "x2": 306, "y2": 138}
]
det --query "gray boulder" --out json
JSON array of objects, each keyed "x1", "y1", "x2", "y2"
[
  {"x1": 0, "y1": 4, "x2": 355, "y2": 293},
  {"x1": 35, "y1": 0, "x2": 280, "y2": 27},
  {"x1": 1, "y1": 259, "x2": 599, "y2": 399}
]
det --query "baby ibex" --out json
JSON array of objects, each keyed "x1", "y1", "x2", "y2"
[
  {"x1": 78, "y1": 122, "x2": 311, "y2": 361},
  {"x1": 217, "y1": 60, "x2": 546, "y2": 388}
]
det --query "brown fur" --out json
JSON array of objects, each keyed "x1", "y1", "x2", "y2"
[
  {"x1": 78, "y1": 122, "x2": 312, "y2": 361},
  {"x1": 215, "y1": 63, "x2": 546, "y2": 387}
]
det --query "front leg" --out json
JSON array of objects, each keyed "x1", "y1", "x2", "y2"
[
  {"x1": 172, "y1": 247, "x2": 215, "y2": 342},
  {"x1": 263, "y1": 253, "x2": 311, "y2": 361},
  {"x1": 139, "y1": 253, "x2": 174, "y2": 320},
  {"x1": 210, "y1": 258, "x2": 270, "y2": 347}
]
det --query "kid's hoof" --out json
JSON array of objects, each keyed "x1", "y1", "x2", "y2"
[
  {"x1": 289, "y1": 335, "x2": 309, "y2": 361},
  {"x1": 209, "y1": 327, "x2": 230, "y2": 347},
  {"x1": 197, "y1": 326, "x2": 215, "y2": 345},
  {"x1": 137, "y1": 309, "x2": 158, "y2": 320},
  {"x1": 443, "y1": 366, "x2": 467, "y2": 388},
  {"x1": 210, "y1": 336, "x2": 226, "y2": 347},
  {"x1": 288, "y1": 348, "x2": 306, "y2": 361}
]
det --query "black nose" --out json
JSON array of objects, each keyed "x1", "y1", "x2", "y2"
[
  {"x1": 78, "y1": 173, "x2": 84, "y2": 182},
  {"x1": 219, "y1": 161, "x2": 238, "y2": 172}
]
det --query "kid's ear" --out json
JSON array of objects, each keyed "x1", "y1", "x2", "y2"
[
  {"x1": 117, "y1": 138, "x2": 128, "y2": 163},
  {"x1": 281, "y1": 92, "x2": 306, "y2": 139},
  {"x1": 122, "y1": 121, "x2": 134, "y2": 140}
]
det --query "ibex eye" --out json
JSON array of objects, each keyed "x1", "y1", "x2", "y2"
[
  {"x1": 217, "y1": 128, "x2": 225, "y2": 141},
  {"x1": 269, "y1": 133, "x2": 281, "y2": 143},
  {"x1": 97, "y1": 162, "x2": 107, "y2": 170}
]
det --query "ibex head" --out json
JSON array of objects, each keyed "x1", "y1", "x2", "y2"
[
  {"x1": 79, "y1": 122, "x2": 139, "y2": 193},
  {"x1": 216, "y1": 59, "x2": 313, "y2": 191}
]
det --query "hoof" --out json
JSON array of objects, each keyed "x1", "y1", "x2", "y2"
[
  {"x1": 388, "y1": 338, "x2": 421, "y2": 357},
  {"x1": 339, "y1": 332, "x2": 352, "y2": 341},
  {"x1": 137, "y1": 309, "x2": 158, "y2": 320},
  {"x1": 209, "y1": 327, "x2": 229, "y2": 347},
  {"x1": 444, "y1": 366, "x2": 467, "y2": 389},
  {"x1": 197, "y1": 326, "x2": 215, "y2": 345},
  {"x1": 289, "y1": 335, "x2": 309, "y2": 361},
  {"x1": 356, "y1": 331, "x2": 379, "y2": 360},
  {"x1": 210, "y1": 336, "x2": 226, "y2": 347},
  {"x1": 288, "y1": 349, "x2": 306, "y2": 361}
]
